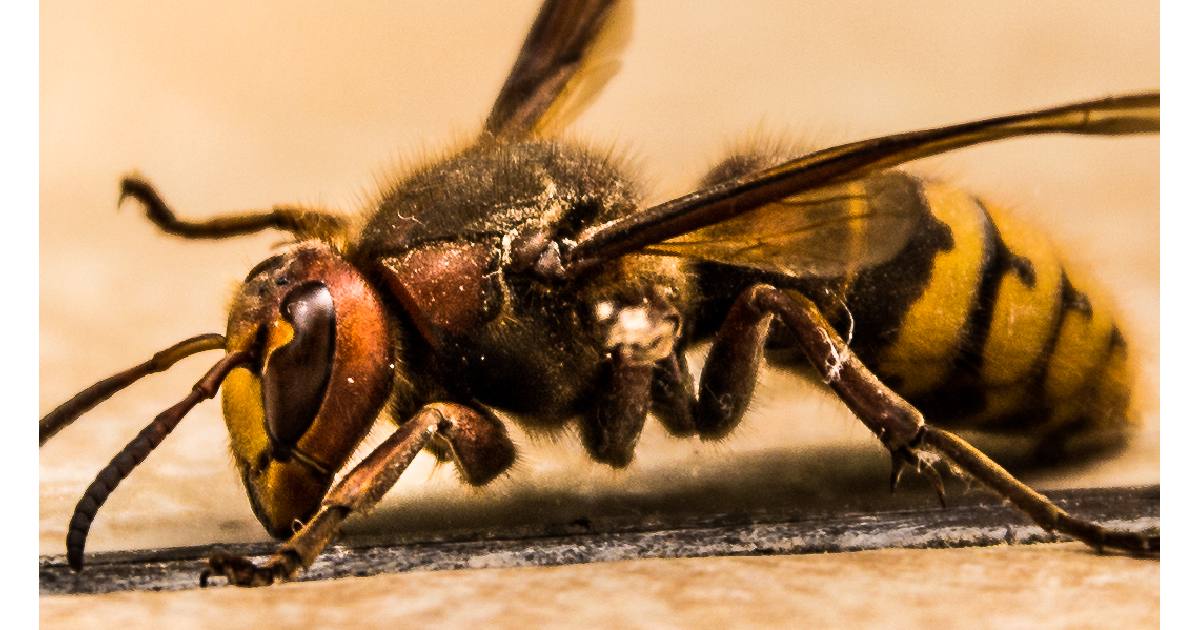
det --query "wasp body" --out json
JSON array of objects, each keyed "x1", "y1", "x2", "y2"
[
  {"x1": 40, "y1": 0, "x2": 1157, "y2": 587},
  {"x1": 690, "y1": 157, "x2": 1130, "y2": 460}
]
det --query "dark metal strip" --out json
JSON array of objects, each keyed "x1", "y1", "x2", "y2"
[{"x1": 40, "y1": 485, "x2": 1158, "y2": 595}]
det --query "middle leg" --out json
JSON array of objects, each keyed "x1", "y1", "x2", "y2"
[{"x1": 583, "y1": 293, "x2": 683, "y2": 467}]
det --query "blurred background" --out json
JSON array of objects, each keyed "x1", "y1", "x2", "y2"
[{"x1": 41, "y1": 0, "x2": 1157, "y2": 560}]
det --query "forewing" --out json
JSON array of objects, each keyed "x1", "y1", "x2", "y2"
[
  {"x1": 644, "y1": 174, "x2": 920, "y2": 278},
  {"x1": 485, "y1": 0, "x2": 632, "y2": 139},
  {"x1": 563, "y1": 92, "x2": 1158, "y2": 275}
]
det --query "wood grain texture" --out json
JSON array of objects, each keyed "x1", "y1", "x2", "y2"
[{"x1": 42, "y1": 542, "x2": 1158, "y2": 629}]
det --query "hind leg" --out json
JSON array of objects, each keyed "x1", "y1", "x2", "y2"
[{"x1": 657, "y1": 283, "x2": 1155, "y2": 553}]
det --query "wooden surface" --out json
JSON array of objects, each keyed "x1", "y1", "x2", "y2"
[
  {"x1": 41, "y1": 543, "x2": 1159, "y2": 629},
  {"x1": 40, "y1": 486, "x2": 1158, "y2": 595},
  {"x1": 40, "y1": 0, "x2": 1158, "y2": 627}
]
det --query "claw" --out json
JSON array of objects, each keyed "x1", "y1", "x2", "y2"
[
  {"x1": 201, "y1": 552, "x2": 282, "y2": 588},
  {"x1": 888, "y1": 446, "x2": 919, "y2": 493},
  {"x1": 888, "y1": 443, "x2": 946, "y2": 507},
  {"x1": 917, "y1": 460, "x2": 947, "y2": 508},
  {"x1": 889, "y1": 451, "x2": 905, "y2": 493}
]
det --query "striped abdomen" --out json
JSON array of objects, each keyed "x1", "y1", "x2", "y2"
[{"x1": 801, "y1": 172, "x2": 1132, "y2": 457}]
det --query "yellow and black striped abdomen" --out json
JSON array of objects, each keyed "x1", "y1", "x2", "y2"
[{"x1": 814, "y1": 174, "x2": 1132, "y2": 458}]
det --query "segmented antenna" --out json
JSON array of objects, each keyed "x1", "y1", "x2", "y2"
[
  {"x1": 66, "y1": 349, "x2": 252, "y2": 571},
  {"x1": 40, "y1": 333, "x2": 226, "y2": 446}
]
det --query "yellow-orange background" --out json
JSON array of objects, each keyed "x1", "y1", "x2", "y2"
[{"x1": 41, "y1": 0, "x2": 1158, "y2": 624}]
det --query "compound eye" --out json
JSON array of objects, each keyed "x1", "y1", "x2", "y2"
[{"x1": 262, "y1": 282, "x2": 336, "y2": 459}]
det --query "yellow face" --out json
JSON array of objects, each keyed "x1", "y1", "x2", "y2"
[
  {"x1": 222, "y1": 366, "x2": 332, "y2": 536},
  {"x1": 220, "y1": 243, "x2": 397, "y2": 537}
]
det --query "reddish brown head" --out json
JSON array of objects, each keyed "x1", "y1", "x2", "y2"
[{"x1": 222, "y1": 242, "x2": 394, "y2": 536}]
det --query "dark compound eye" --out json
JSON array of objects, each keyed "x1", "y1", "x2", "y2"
[{"x1": 262, "y1": 282, "x2": 336, "y2": 459}]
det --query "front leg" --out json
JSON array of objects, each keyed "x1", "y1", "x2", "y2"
[{"x1": 202, "y1": 402, "x2": 516, "y2": 587}]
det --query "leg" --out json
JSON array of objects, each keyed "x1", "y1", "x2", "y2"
[
  {"x1": 119, "y1": 175, "x2": 349, "y2": 242},
  {"x1": 583, "y1": 348, "x2": 654, "y2": 466},
  {"x1": 583, "y1": 295, "x2": 682, "y2": 466},
  {"x1": 202, "y1": 402, "x2": 516, "y2": 587},
  {"x1": 694, "y1": 292, "x2": 774, "y2": 439},
  {"x1": 651, "y1": 349, "x2": 697, "y2": 436},
  {"x1": 924, "y1": 427, "x2": 1153, "y2": 552},
  {"x1": 701, "y1": 285, "x2": 928, "y2": 451},
  {"x1": 682, "y1": 284, "x2": 1153, "y2": 553}
]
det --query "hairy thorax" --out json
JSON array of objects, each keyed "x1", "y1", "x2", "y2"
[{"x1": 352, "y1": 139, "x2": 693, "y2": 427}]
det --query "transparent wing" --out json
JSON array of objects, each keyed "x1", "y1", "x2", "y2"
[
  {"x1": 485, "y1": 0, "x2": 632, "y2": 139},
  {"x1": 644, "y1": 173, "x2": 921, "y2": 278},
  {"x1": 560, "y1": 92, "x2": 1158, "y2": 277}
]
